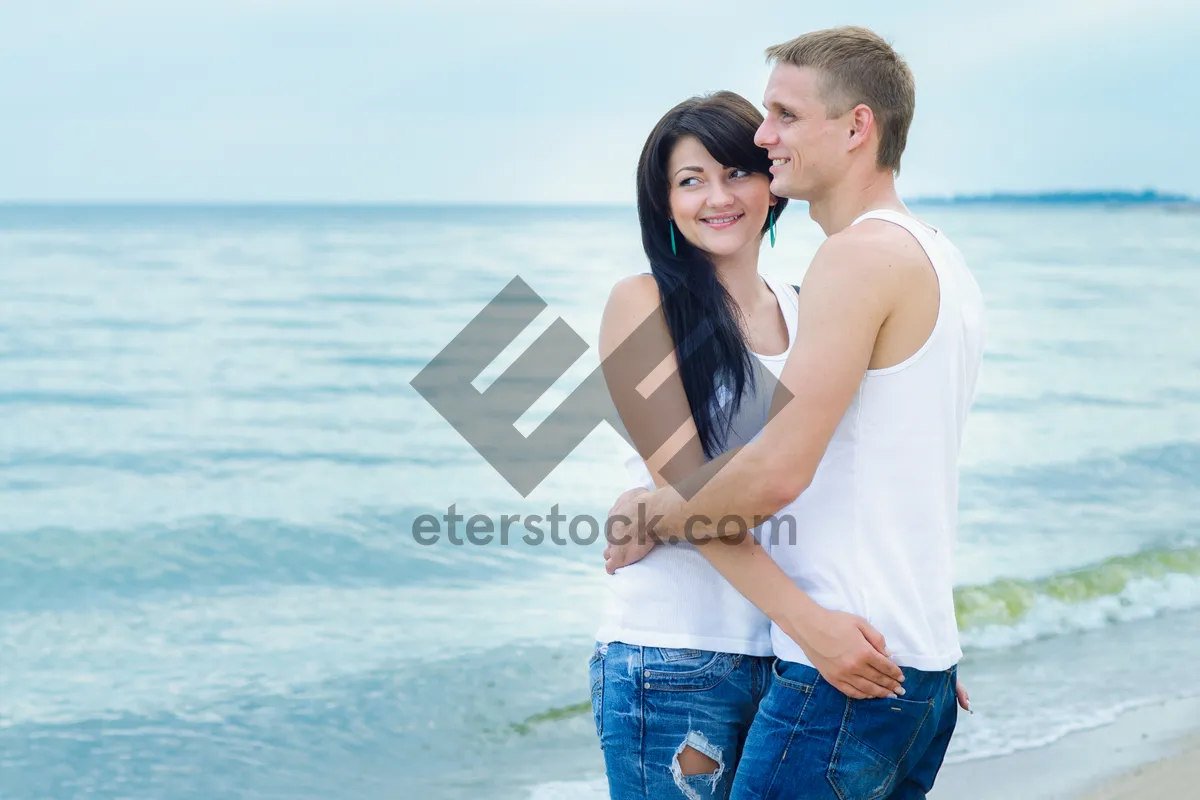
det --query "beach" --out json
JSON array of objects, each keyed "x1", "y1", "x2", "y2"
[
  {"x1": 931, "y1": 695, "x2": 1200, "y2": 799},
  {"x1": 1081, "y1": 738, "x2": 1200, "y2": 799}
]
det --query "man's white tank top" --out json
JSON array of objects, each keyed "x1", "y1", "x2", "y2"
[
  {"x1": 594, "y1": 274, "x2": 799, "y2": 656},
  {"x1": 768, "y1": 209, "x2": 986, "y2": 670}
]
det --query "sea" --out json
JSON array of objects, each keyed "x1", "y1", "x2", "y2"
[{"x1": 1, "y1": 202, "x2": 1198, "y2": 799}]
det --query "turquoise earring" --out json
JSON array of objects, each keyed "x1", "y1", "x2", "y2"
[
  {"x1": 769, "y1": 207, "x2": 777, "y2": 248},
  {"x1": 669, "y1": 219, "x2": 677, "y2": 255}
]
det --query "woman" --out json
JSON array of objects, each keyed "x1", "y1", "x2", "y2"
[{"x1": 589, "y1": 91, "x2": 796, "y2": 800}]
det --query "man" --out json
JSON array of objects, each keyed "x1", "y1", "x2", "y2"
[{"x1": 604, "y1": 26, "x2": 986, "y2": 798}]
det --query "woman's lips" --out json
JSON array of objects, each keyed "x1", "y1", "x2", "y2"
[{"x1": 700, "y1": 212, "x2": 744, "y2": 229}]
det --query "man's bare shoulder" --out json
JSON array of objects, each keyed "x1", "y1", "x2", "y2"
[
  {"x1": 821, "y1": 219, "x2": 927, "y2": 269},
  {"x1": 804, "y1": 218, "x2": 932, "y2": 301}
]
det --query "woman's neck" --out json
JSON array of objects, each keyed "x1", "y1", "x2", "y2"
[{"x1": 712, "y1": 245, "x2": 770, "y2": 314}]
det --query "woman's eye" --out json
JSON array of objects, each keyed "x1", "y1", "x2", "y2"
[
  {"x1": 679, "y1": 177, "x2": 699, "y2": 187},
  {"x1": 730, "y1": 169, "x2": 751, "y2": 179}
]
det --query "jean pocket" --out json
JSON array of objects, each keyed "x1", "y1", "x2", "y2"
[
  {"x1": 826, "y1": 695, "x2": 934, "y2": 800},
  {"x1": 657, "y1": 647, "x2": 703, "y2": 662},
  {"x1": 588, "y1": 645, "x2": 604, "y2": 740},
  {"x1": 588, "y1": 643, "x2": 605, "y2": 669},
  {"x1": 643, "y1": 648, "x2": 739, "y2": 692},
  {"x1": 771, "y1": 658, "x2": 820, "y2": 693}
]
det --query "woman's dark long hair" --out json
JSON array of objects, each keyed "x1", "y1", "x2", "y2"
[{"x1": 636, "y1": 91, "x2": 788, "y2": 459}]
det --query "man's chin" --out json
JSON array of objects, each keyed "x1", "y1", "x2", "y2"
[{"x1": 770, "y1": 175, "x2": 796, "y2": 198}]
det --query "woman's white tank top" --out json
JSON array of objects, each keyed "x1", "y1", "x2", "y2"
[{"x1": 594, "y1": 274, "x2": 799, "y2": 655}]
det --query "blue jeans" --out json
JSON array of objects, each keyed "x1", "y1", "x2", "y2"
[
  {"x1": 730, "y1": 660, "x2": 958, "y2": 799},
  {"x1": 589, "y1": 642, "x2": 772, "y2": 800}
]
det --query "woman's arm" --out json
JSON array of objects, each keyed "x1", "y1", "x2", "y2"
[{"x1": 598, "y1": 275, "x2": 705, "y2": 489}]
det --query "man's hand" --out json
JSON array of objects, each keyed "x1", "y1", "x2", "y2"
[
  {"x1": 791, "y1": 607, "x2": 905, "y2": 699},
  {"x1": 603, "y1": 488, "x2": 657, "y2": 574}
]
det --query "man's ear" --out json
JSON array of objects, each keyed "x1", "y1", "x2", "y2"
[{"x1": 847, "y1": 104, "x2": 875, "y2": 150}]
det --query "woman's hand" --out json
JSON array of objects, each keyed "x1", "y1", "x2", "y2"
[
  {"x1": 603, "y1": 488, "x2": 657, "y2": 574},
  {"x1": 956, "y1": 678, "x2": 972, "y2": 714},
  {"x1": 790, "y1": 606, "x2": 905, "y2": 699}
]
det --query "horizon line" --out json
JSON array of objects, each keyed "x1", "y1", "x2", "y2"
[{"x1": 0, "y1": 189, "x2": 1196, "y2": 208}]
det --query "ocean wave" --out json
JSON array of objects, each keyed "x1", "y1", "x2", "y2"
[
  {"x1": 963, "y1": 441, "x2": 1200, "y2": 509},
  {"x1": 0, "y1": 512, "x2": 542, "y2": 608},
  {"x1": 0, "y1": 390, "x2": 156, "y2": 409},
  {"x1": 943, "y1": 696, "x2": 1174, "y2": 765},
  {"x1": 956, "y1": 545, "x2": 1200, "y2": 649}
]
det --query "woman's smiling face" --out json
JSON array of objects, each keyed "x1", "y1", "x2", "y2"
[{"x1": 667, "y1": 135, "x2": 774, "y2": 259}]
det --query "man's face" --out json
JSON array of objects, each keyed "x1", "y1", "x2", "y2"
[{"x1": 754, "y1": 64, "x2": 849, "y2": 201}]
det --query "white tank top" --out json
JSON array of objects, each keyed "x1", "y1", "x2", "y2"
[
  {"x1": 595, "y1": 274, "x2": 799, "y2": 656},
  {"x1": 768, "y1": 209, "x2": 986, "y2": 670}
]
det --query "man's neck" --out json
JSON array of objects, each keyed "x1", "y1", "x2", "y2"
[{"x1": 807, "y1": 169, "x2": 908, "y2": 236}]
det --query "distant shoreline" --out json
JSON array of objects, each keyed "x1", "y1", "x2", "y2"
[{"x1": 910, "y1": 190, "x2": 1198, "y2": 206}]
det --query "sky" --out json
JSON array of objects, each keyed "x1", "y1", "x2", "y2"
[{"x1": 1, "y1": 0, "x2": 1198, "y2": 204}]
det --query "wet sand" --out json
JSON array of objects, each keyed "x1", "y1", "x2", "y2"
[{"x1": 930, "y1": 695, "x2": 1200, "y2": 799}]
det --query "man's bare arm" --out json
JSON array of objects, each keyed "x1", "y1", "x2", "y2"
[
  {"x1": 597, "y1": 274, "x2": 903, "y2": 698},
  {"x1": 604, "y1": 231, "x2": 915, "y2": 697},
  {"x1": 635, "y1": 232, "x2": 901, "y2": 539}
]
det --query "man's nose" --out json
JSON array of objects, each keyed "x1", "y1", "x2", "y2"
[{"x1": 754, "y1": 119, "x2": 777, "y2": 148}]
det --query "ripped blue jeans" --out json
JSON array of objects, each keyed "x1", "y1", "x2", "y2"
[{"x1": 589, "y1": 642, "x2": 771, "y2": 800}]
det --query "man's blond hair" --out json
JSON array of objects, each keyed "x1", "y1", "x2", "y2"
[{"x1": 766, "y1": 26, "x2": 915, "y2": 174}]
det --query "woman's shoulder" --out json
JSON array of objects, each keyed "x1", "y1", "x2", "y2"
[
  {"x1": 607, "y1": 273, "x2": 661, "y2": 308},
  {"x1": 600, "y1": 274, "x2": 668, "y2": 358}
]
